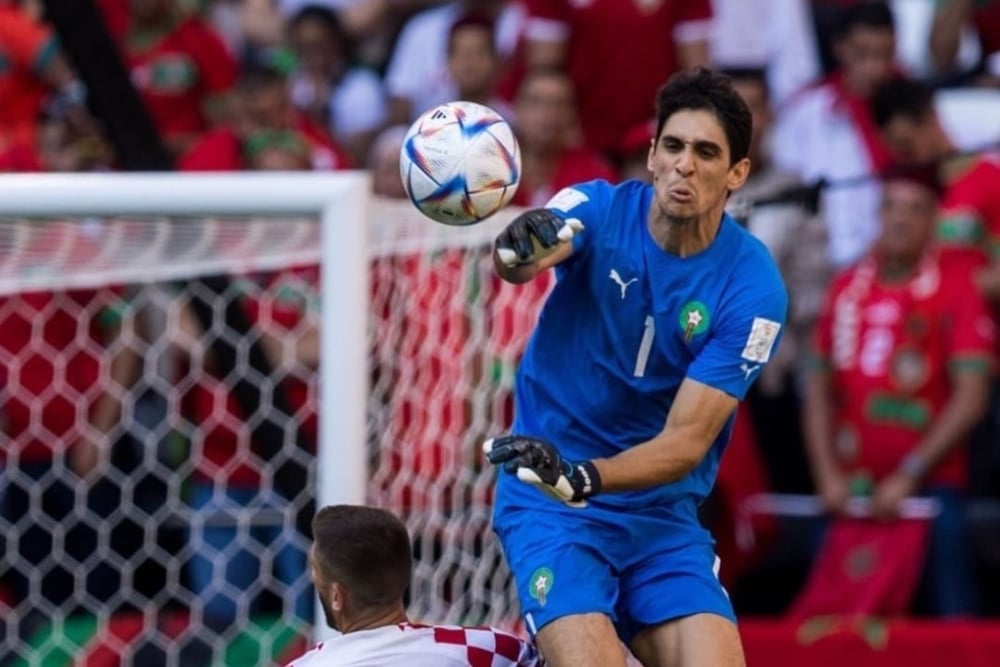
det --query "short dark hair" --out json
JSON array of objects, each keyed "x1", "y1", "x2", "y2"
[
  {"x1": 516, "y1": 66, "x2": 574, "y2": 100},
  {"x1": 238, "y1": 62, "x2": 287, "y2": 94},
  {"x1": 871, "y1": 78, "x2": 935, "y2": 129},
  {"x1": 289, "y1": 4, "x2": 353, "y2": 61},
  {"x1": 654, "y1": 67, "x2": 753, "y2": 165},
  {"x1": 448, "y1": 12, "x2": 496, "y2": 55},
  {"x1": 882, "y1": 161, "x2": 943, "y2": 197},
  {"x1": 312, "y1": 505, "x2": 412, "y2": 610},
  {"x1": 837, "y1": 1, "x2": 895, "y2": 39}
]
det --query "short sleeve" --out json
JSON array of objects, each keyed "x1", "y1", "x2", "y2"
[
  {"x1": 810, "y1": 279, "x2": 838, "y2": 366},
  {"x1": 189, "y1": 23, "x2": 237, "y2": 96},
  {"x1": 946, "y1": 274, "x2": 996, "y2": 373},
  {"x1": 687, "y1": 276, "x2": 789, "y2": 400},
  {"x1": 331, "y1": 69, "x2": 387, "y2": 136},
  {"x1": 542, "y1": 179, "x2": 614, "y2": 255},
  {"x1": 0, "y1": 10, "x2": 57, "y2": 73}
]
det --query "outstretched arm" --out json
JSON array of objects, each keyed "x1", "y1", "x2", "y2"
[
  {"x1": 484, "y1": 378, "x2": 737, "y2": 504},
  {"x1": 492, "y1": 209, "x2": 582, "y2": 284}
]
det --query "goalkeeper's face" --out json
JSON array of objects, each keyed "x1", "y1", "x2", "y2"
[{"x1": 647, "y1": 109, "x2": 749, "y2": 223}]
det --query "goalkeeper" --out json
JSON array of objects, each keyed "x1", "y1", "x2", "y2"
[{"x1": 484, "y1": 67, "x2": 787, "y2": 667}]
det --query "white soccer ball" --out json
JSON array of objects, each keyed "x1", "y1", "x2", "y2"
[{"x1": 399, "y1": 101, "x2": 521, "y2": 226}]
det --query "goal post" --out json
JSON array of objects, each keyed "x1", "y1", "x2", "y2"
[
  {"x1": 0, "y1": 172, "x2": 370, "y2": 516},
  {"x1": 0, "y1": 171, "x2": 534, "y2": 664}
]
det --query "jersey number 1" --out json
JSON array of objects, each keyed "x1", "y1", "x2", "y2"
[{"x1": 633, "y1": 315, "x2": 655, "y2": 377}]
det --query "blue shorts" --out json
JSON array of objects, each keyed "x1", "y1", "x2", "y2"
[{"x1": 492, "y1": 497, "x2": 735, "y2": 644}]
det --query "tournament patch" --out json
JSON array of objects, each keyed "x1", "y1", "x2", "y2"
[
  {"x1": 741, "y1": 317, "x2": 781, "y2": 362},
  {"x1": 545, "y1": 187, "x2": 589, "y2": 212}
]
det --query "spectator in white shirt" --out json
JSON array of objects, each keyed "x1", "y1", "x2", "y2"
[
  {"x1": 385, "y1": 0, "x2": 521, "y2": 124},
  {"x1": 709, "y1": 0, "x2": 822, "y2": 107},
  {"x1": 771, "y1": 2, "x2": 898, "y2": 268},
  {"x1": 288, "y1": 5, "x2": 387, "y2": 165}
]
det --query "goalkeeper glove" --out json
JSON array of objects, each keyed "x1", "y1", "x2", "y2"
[
  {"x1": 494, "y1": 209, "x2": 583, "y2": 267},
  {"x1": 483, "y1": 435, "x2": 601, "y2": 508}
]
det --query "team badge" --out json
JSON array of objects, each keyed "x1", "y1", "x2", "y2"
[
  {"x1": 529, "y1": 567, "x2": 554, "y2": 607},
  {"x1": 678, "y1": 301, "x2": 710, "y2": 343}
]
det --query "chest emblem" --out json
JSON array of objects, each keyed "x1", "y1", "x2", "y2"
[{"x1": 679, "y1": 301, "x2": 710, "y2": 343}]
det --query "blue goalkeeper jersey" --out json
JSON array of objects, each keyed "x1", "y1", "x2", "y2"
[{"x1": 499, "y1": 179, "x2": 788, "y2": 512}]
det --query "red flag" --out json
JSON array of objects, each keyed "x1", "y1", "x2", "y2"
[
  {"x1": 789, "y1": 517, "x2": 931, "y2": 620},
  {"x1": 713, "y1": 407, "x2": 777, "y2": 587}
]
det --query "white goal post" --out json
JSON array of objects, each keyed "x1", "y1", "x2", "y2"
[{"x1": 0, "y1": 171, "x2": 369, "y2": 517}]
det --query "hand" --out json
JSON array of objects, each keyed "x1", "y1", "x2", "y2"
[
  {"x1": 815, "y1": 467, "x2": 850, "y2": 516},
  {"x1": 495, "y1": 209, "x2": 583, "y2": 267},
  {"x1": 70, "y1": 434, "x2": 107, "y2": 480},
  {"x1": 483, "y1": 435, "x2": 601, "y2": 507},
  {"x1": 871, "y1": 473, "x2": 917, "y2": 521}
]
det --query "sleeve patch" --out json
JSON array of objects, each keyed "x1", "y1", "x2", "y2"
[
  {"x1": 546, "y1": 187, "x2": 589, "y2": 212},
  {"x1": 741, "y1": 317, "x2": 782, "y2": 362}
]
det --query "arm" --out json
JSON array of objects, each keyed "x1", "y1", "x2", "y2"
[
  {"x1": 901, "y1": 367, "x2": 989, "y2": 474},
  {"x1": 872, "y1": 367, "x2": 989, "y2": 519},
  {"x1": 492, "y1": 208, "x2": 583, "y2": 284},
  {"x1": 929, "y1": 0, "x2": 974, "y2": 73},
  {"x1": 71, "y1": 307, "x2": 144, "y2": 478},
  {"x1": 493, "y1": 237, "x2": 573, "y2": 284},
  {"x1": 592, "y1": 378, "x2": 735, "y2": 491}
]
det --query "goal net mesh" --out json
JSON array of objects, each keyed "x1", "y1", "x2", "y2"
[{"x1": 0, "y1": 198, "x2": 539, "y2": 665}]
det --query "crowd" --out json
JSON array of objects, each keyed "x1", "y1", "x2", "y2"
[{"x1": 1, "y1": 0, "x2": 1000, "y2": 663}]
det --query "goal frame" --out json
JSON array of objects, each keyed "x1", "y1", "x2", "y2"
[{"x1": 0, "y1": 171, "x2": 370, "y2": 516}]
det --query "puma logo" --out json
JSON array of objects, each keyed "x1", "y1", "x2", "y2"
[
  {"x1": 609, "y1": 269, "x2": 638, "y2": 299},
  {"x1": 740, "y1": 362, "x2": 760, "y2": 380}
]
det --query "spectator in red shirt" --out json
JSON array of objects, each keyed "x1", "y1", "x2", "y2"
[
  {"x1": 0, "y1": 4, "x2": 91, "y2": 158},
  {"x1": 519, "y1": 0, "x2": 713, "y2": 157},
  {"x1": 804, "y1": 168, "x2": 994, "y2": 616},
  {"x1": 180, "y1": 64, "x2": 351, "y2": 171},
  {"x1": 872, "y1": 78, "x2": 1000, "y2": 296},
  {"x1": 510, "y1": 67, "x2": 615, "y2": 208},
  {"x1": 118, "y1": 0, "x2": 238, "y2": 155}
]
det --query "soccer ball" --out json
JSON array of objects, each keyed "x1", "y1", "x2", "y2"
[{"x1": 399, "y1": 101, "x2": 521, "y2": 226}]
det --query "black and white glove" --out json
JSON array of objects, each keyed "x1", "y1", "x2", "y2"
[
  {"x1": 483, "y1": 435, "x2": 601, "y2": 507},
  {"x1": 494, "y1": 209, "x2": 583, "y2": 267}
]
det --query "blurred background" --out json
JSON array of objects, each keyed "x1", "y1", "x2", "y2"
[{"x1": 0, "y1": 0, "x2": 999, "y2": 665}]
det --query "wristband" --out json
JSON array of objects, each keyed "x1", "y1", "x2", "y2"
[
  {"x1": 574, "y1": 460, "x2": 602, "y2": 497},
  {"x1": 898, "y1": 452, "x2": 927, "y2": 480}
]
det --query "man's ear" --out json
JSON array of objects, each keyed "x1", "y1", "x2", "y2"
[
  {"x1": 727, "y1": 157, "x2": 751, "y2": 191},
  {"x1": 330, "y1": 581, "x2": 347, "y2": 612}
]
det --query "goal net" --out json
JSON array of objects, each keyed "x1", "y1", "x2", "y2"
[{"x1": 0, "y1": 173, "x2": 537, "y2": 666}]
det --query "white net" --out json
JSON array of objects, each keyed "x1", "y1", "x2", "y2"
[{"x1": 0, "y1": 195, "x2": 539, "y2": 665}]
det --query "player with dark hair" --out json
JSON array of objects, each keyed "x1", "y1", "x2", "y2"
[
  {"x1": 483, "y1": 67, "x2": 788, "y2": 667},
  {"x1": 287, "y1": 505, "x2": 543, "y2": 667}
]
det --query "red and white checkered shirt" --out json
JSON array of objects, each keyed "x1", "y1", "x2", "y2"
[{"x1": 286, "y1": 622, "x2": 543, "y2": 667}]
